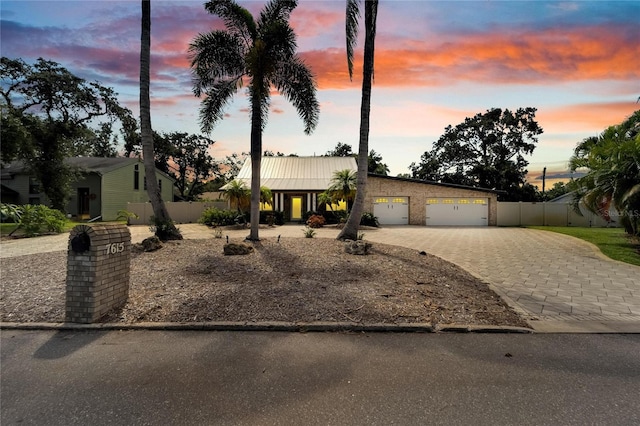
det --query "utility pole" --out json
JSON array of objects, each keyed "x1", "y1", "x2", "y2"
[{"x1": 542, "y1": 167, "x2": 547, "y2": 198}]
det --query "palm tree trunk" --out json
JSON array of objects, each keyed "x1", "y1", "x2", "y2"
[
  {"x1": 338, "y1": 0, "x2": 377, "y2": 241},
  {"x1": 248, "y1": 94, "x2": 262, "y2": 241},
  {"x1": 140, "y1": 0, "x2": 181, "y2": 240}
]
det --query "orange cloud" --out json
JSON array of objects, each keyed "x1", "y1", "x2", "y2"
[
  {"x1": 303, "y1": 24, "x2": 639, "y2": 90},
  {"x1": 539, "y1": 102, "x2": 639, "y2": 133}
]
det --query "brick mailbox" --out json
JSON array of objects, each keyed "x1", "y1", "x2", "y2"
[{"x1": 66, "y1": 224, "x2": 131, "y2": 323}]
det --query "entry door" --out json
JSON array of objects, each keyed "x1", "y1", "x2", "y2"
[
  {"x1": 78, "y1": 188, "x2": 90, "y2": 218},
  {"x1": 291, "y1": 196, "x2": 303, "y2": 220}
]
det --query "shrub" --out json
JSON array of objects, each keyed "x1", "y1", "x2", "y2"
[
  {"x1": 0, "y1": 203, "x2": 22, "y2": 223},
  {"x1": 360, "y1": 212, "x2": 379, "y2": 227},
  {"x1": 259, "y1": 210, "x2": 284, "y2": 225},
  {"x1": 318, "y1": 210, "x2": 347, "y2": 224},
  {"x1": 306, "y1": 214, "x2": 325, "y2": 228},
  {"x1": 199, "y1": 207, "x2": 237, "y2": 226},
  {"x1": 302, "y1": 226, "x2": 316, "y2": 238},
  {"x1": 19, "y1": 204, "x2": 67, "y2": 237},
  {"x1": 302, "y1": 210, "x2": 318, "y2": 222},
  {"x1": 149, "y1": 216, "x2": 181, "y2": 241}
]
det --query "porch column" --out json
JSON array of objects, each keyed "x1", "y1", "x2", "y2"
[
  {"x1": 311, "y1": 193, "x2": 317, "y2": 211},
  {"x1": 307, "y1": 193, "x2": 312, "y2": 212},
  {"x1": 278, "y1": 193, "x2": 284, "y2": 212}
]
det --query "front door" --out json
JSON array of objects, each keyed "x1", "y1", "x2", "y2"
[
  {"x1": 78, "y1": 188, "x2": 90, "y2": 219},
  {"x1": 291, "y1": 196, "x2": 303, "y2": 220}
]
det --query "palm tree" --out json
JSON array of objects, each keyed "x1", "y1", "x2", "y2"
[
  {"x1": 570, "y1": 110, "x2": 640, "y2": 235},
  {"x1": 337, "y1": 0, "x2": 379, "y2": 241},
  {"x1": 224, "y1": 180, "x2": 250, "y2": 215},
  {"x1": 328, "y1": 169, "x2": 357, "y2": 212},
  {"x1": 317, "y1": 190, "x2": 337, "y2": 213},
  {"x1": 259, "y1": 186, "x2": 273, "y2": 209},
  {"x1": 189, "y1": 0, "x2": 319, "y2": 240},
  {"x1": 140, "y1": 0, "x2": 181, "y2": 240}
]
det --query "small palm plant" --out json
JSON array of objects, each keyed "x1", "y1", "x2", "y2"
[
  {"x1": 224, "y1": 180, "x2": 250, "y2": 215},
  {"x1": 327, "y1": 169, "x2": 356, "y2": 213}
]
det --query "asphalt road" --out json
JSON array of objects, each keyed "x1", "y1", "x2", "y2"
[{"x1": 2, "y1": 330, "x2": 639, "y2": 425}]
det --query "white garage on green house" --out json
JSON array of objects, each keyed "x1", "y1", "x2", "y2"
[{"x1": 364, "y1": 175, "x2": 499, "y2": 226}]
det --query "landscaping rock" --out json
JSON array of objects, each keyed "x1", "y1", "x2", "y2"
[
  {"x1": 224, "y1": 242, "x2": 254, "y2": 256},
  {"x1": 344, "y1": 240, "x2": 372, "y2": 255},
  {"x1": 140, "y1": 236, "x2": 163, "y2": 252}
]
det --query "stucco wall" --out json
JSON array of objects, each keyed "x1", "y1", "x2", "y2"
[{"x1": 365, "y1": 176, "x2": 498, "y2": 226}]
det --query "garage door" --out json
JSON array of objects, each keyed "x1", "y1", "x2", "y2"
[
  {"x1": 373, "y1": 197, "x2": 409, "y2": 225},
  {"x1": 426, "y1": 198, "x2": 488, "y2": 226}
]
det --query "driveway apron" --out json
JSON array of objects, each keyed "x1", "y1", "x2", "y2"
[
  {"x1": 2, "y1": 224, "x2": 639, "y2": 331},
  {"x1": 365, "y1": 226, "x2": 640, "y2": 332}
]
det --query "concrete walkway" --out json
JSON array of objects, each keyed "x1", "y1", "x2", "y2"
[{"x1": 2, "y1": 224, "x2": 639, "y2": 332}]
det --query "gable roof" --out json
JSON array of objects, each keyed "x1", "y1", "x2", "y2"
[
  {"x1": 2, "y1": 157, "x2": 174, "y2": 182},
  {"x1": 224, "y1": 156, "x2": 357, "y2": 191},
  {"x1": 66, "y1": 157, "x2": 140, "y2": 174}
]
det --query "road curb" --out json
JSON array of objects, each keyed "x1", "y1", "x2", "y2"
[{"x1": 0, "y1": 321, "x2": 533, "y2": 333}]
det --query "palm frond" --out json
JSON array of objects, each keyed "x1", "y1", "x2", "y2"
[
  {"x1": 189, "y1": 31, "x2": 245, "y2": 96},
  {"x1": 199, "y1": 78, "x2": 242, "y2": 133},
  {"x1": 345, "y1": 0, "x2": 361, "y2": 80},
  {"x1": 258, "y1": 0, "x2": 297, "y2": 30},
  {"x1": 272, "y1": 56, "x2": 319, "y2": 135},
  {"x1": 205, "y1": 0, "x2": 257, "y2": 43}
]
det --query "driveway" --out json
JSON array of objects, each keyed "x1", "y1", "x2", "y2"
[
  {"x1": 2, "y1": 224, "x2": 639, "y2": 332},
  {"x1": 364, "y1": 226, "x2": 640, "y2": 332}
]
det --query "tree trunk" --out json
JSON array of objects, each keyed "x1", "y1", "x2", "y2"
[
  {"x1": 140, "y1": 0, "x2": 181, "y2": 240},
  {"x1": 338, "y1": 0, "x2": 377, "y2": 241},
  {"x1": 248, "y1": 94, "x2": 262, "y2": 241}
]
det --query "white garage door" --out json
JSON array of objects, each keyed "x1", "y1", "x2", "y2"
[
  {"x1": 426, "y1": 198, "x2": 488, "y2": 226},
  {"x1": 373, "y1": 197, "x2": 409, "y2": 225}
]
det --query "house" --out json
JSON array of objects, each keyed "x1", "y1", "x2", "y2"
[
  {"x1": 222, "y1": 156, "x2": 357, "y2": 221},
  {"x1": 1, "y1": 157, "x2": 175, "y2": 221},
  {"x1": 223, "y1": 156, "x2": 501, "y2": 225}
]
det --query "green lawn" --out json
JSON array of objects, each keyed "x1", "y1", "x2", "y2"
[
  {"x1": 1, "y1": 221, "x2": 82, "y2": 237},
  {"x1": 528, "y1": 226, "x2": 640, "y2": 267}
]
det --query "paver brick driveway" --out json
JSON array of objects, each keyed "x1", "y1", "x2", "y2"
[{"x1": 365, "y1": 226, "x2": 640, "y2": 328}]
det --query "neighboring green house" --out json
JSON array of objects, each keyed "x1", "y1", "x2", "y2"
[{"x1": 1, "y1": 157, "x2": 175, "y2": 221}]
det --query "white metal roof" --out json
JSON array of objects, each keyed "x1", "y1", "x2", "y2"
[{"x1": 222, "y1": 156, "x2": 357, "y2": 191}]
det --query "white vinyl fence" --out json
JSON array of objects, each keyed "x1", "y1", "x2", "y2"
[
  {"x1": 497, "y1": 202, "x2": 620, "y2": 227},
  {"x1": 127, "y1": 201, "x2": 228, "y2": 225}
]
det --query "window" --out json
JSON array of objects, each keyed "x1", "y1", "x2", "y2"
[
  {"x1": 158, "y1": 179, "x2": 162, "y2": 191},
  {"x1": 427, "y1": 199, "x2": 439, "y2": 204},
  {"x1": 144, "y1": 176, "x2": 147, "y2": 190},
  {"x1": 458, "y1": 199, "x2": 470, "y2": 204},
  {"x1": 392, "y1": 198, "x2": 406, "y2": 203},
  {"x1": 442, "y1": 199, "x2": 454, "y2": 204},
  {"x1": 134, "y1": 165, "x2": 139, "y2": 190},
  {"x1": 473, "y1": 199, "x2": 486, "y2": 204},
  {"x1": 375, "y1": 198, "x2": 388, "y2": 203},
  {"x1": 29, "y1": 177, "x2": 41, "y2": 194},
  {"x1": 28, "y1": 197, "x2": 40, "y2": 205},
  {"x1": 260, "y1": 202, "x2": 273, "y2": 211}
]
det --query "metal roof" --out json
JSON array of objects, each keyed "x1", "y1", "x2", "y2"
[{"x1": 223, "y1": 156, "x2": 357, "y2": 191}]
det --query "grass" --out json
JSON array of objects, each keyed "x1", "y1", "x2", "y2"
[
  {"x1": 1, "y1": 220, "x2": 83, "y2": 237},
  {"x1": 528, "y1": 226, "x2": 640, "y2": 267}
]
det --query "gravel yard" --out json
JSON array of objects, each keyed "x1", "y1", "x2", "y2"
[{"x1": 1, "y1": 236, "x2": 528, "y2": 328}]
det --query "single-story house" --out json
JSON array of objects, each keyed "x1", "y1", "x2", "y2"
[
  {"x1": 223, "y1": 156, "x2": 501, "y2": 226},
  {"x1": 1, "y1": 157, "x2": 175, "y2": 221}
]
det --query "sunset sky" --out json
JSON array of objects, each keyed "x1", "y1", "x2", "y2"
[{"x1": 2, "y1": 0, "x2": 638, "y2": 186}]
